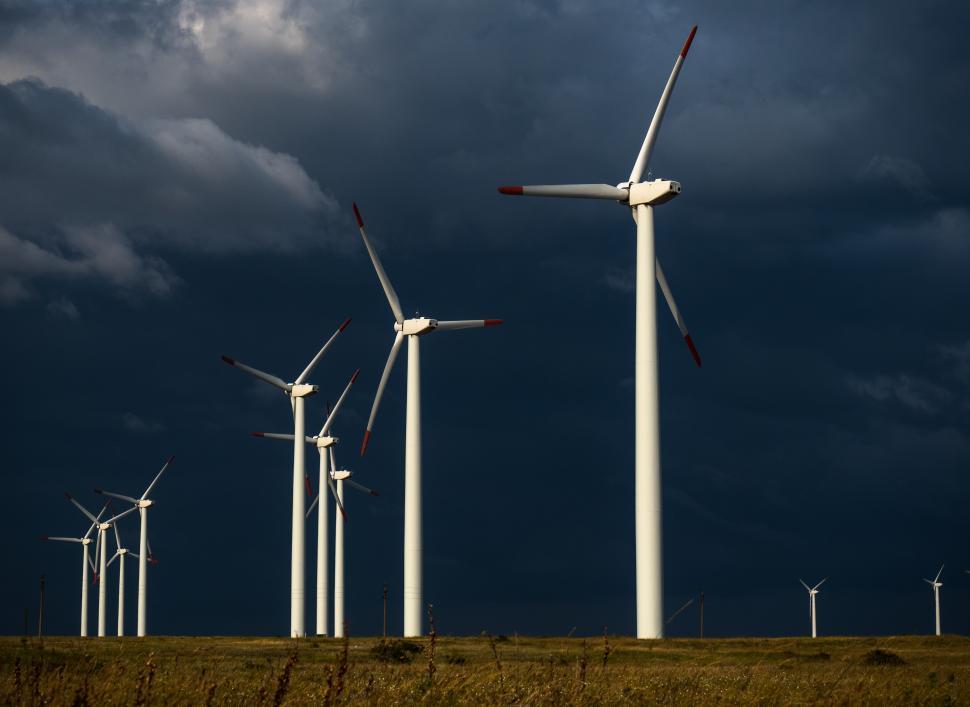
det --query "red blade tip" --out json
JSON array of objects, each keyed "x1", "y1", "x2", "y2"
[
  {"x1": 680, "y1": 25, "x2": 697, "y2": 58},
  {"x1": 351, "y1": 368, "x2": 361, "y2": 384},
  {"x1": 339, "y1": 317, "x2": 352, "y2": 332},
  {"x1": 166, "y1": 455, "x2": 175, "y2": 464},
  {"x1": 305, "y1": 476, "x2": 312, "y2": 496},
  {"x1": 352, "y1": 202, "x2": 364, "y2": 228},
  {"x1": 221, "y1": 355, "x2": 235, "y2": 366},
  {"x1": 684, "y1": 334, "x2": 702, "y2": 368},
  {"x1": 485, "y1": 319, "x2": 503, "y2": 327},
  {"x1": 40, "y1": 535, "x2": 48, "y2": 541},
  {"x1": 498, "y1": 186, "x2": 523, "y2": 195},
  {"x1": 251, "y1": 432, "x2": 265, "y2": 438},
  {"x1": 370, "y1": 490, "x2": 380, "y2": 497},
  {"x1": 360, "y1": 430, "x2": 372, "y2": 456},
  {"x1": 64, "y1": 492, "x2": 72, "y2": 499}
]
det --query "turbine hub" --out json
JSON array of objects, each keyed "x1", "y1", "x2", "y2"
[
  {"x1": 628, "y1": 179, "x2": 681, "y2": 207},
  {"x1": 397, "y1": 317, "x2": 438, "y2": 336}
]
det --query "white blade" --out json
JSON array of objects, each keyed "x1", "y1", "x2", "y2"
[
  {"x1": 345, "y1": 478, "x2": 379, "y2": 497},
  {"x1": 94, "y1": 489, "x2": 139, "y2": 505},
  {"x1": 113, "y1": 521, "x2": 122, "y2": 551},
  {"x1": 105, "y1": 505, "x2": 138, "y2": 525},
  {"x1": 147, "y1": 539, "x2": 157, "y2": 565},
  {"x1": 42, "y1": 536, "x2": 82, "y2": 544},
  {"x1": 655, "y1": 259, "x2": 702, "y2": 367},
  {"x1": 65, "y1": 493, "x2": 99, "y2": 525},
  {"x1": 328, "y1": 447, "x2": 347, "y2": 520},
  {"x1": 319, "y1": 368, "x2": 361, "y2": 436},
  {"x1": 141, "y1": 455, "x2": 175, "y2": 500},
  {"x1": 934, "y1": 565, "x2": 944, "y2": 583},
  {"x1": 107, "y1": 551, "x2": 120, "y2": 568},
  {"x1": 251, "y1": 432, "x2": 315, "y2": 443},
  {"x1": 435, "y1": 319, "x2": 503, "y2": 332},
  {"x1": 83, "y1": 503, "x2": 109, "y2": 540},
  {"x1": 361, "y1": 332, "x2": 404, "y2": 455},
  {"x1": 813, "y1": 578, "x2": 828, "y2": 591},
  {"x1": 628, "y1": 25, "x2": 697, "y2": 185},
  {"x1": 295, "y1": 319, "x2": 352, "y2": 385},
  {"x1": 306, "y1": 495, "x2": 319, "y2": 519},
  {"x1": 93, "y1": 531, "x2": 101, "y2": 574},
  {"x1": 128, "y1": 552, "x2": 140, "y2": 560},
  {"x1": 354, "y1": 202, "x2": 405, "y2": 323},
  {"x1": 497, "y1": 184, "x2": 628, "y2": 200},
  {"x1": 221, "y1": 356, "x2": 291, "y2": 392},
  {"x1": 799, "y1": 579, "x2": 811, "y2": 592}
]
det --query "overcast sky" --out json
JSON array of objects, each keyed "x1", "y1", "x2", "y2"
[{"x1": 2, "y1": 0, "x2": 970, "y2": 638}]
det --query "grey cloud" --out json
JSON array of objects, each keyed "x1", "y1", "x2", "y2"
[
  {"x1": 121, "y1": 412, "x2": 165, "y2": 432},
  {"x1": 846, "y1": 373, "x2": 952, "y2": 415}
]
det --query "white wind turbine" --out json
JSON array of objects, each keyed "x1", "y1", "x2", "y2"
[
  {"x1": 799, "y1": 578, "x2": 826, "y2": 638},
  {"x1": 106, "y1": 521, "x2": 143, "y2": 637},
  {"x1": 94, "y1": 455, "x2": 175, "y2": 637},
  {"x1": 41, "y1": 502, "x2": 108, "y2": 637},
  {"x1": 64, "y1": 495, "x2": 138, "y2": 637},
  {"x1": 924, "y1": 564, "x2": 944, "y2": 636},
  {"x1": 253, "y1": 367, "x2": 360, "y2": 636},
  {"x1": 497, "y1": 25, "x2": 700, "y2": 639},
  {"x1": 307, "y1": 437, "x2": 378, "y2": 638},
  {"x1": 353, "y1": 202, "x2": 502, "y2": 637},
  {"x1": 222, "y1": 320, "x2": 349, "y2": 638}
]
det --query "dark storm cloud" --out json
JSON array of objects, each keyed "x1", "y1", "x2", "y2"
[
  {"x1": 2, "y1": 0, "x2": 970, "y2": 638},
  {"x1": 0, "y1": 78, "x2": 338, "y2": 303}
]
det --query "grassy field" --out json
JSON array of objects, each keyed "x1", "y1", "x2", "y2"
[{"x1": 2, "y1": 633, "x2": 969, "y2": 705}]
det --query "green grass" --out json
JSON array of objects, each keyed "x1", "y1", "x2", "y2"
[{"x1": 2, "y1": 634, "x2": 969, "y2": 704}]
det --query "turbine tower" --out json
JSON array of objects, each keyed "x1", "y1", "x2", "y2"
[
  {"x1": 222, "y1": 321, "x2": 349, "y2": 637},
  {"x1": 65, "y1": 495, "x2": 138, "y2": 637},
  {"x1": 253, "y1": 368, "x2": 360, "y2": 636},
  {"x1": 799, "y1": 578, "x2": 826, "y2": 638},
  {"x1": 353, "y1": 202, "x2": 502, "y2": 637},
  {"x1": 924, "y1": 565, "x2": 944, "y2": 636},
  {"x1": 496, "y1": 25, "x2": 700, "y2": 639},
  {"x1": 41, "y1": 503, "x2": 108, "y2": 637},
  {"x1": 106, "y1": 522, "x2": 141, "y2": 637},
  {"x1": 95, "y1": 455, "x2": 174, "y2": 637}
]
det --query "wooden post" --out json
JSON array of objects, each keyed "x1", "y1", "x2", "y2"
[
  {"x1": 382, "y1": 584, "x2": 388, "y2": 638},
  {"x1": 699, "y1": 591, "x2": 705, "y2": 638}
]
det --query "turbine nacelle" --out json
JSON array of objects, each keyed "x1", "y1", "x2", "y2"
[
  {"x1": 315, "y1": 435, "x2": 339, "y2": 449},
  {"x1": 396, "y1": 317, "x2": 438, "y2": 336},
  {"x1": 289, "y1": 383, "x2": 319, "y2": 398},
  {"x1": 627, "y1": 179, "x2": 682, "y2": 207},
  {"x1": 331, "y1": 470, "x2": 352, "y2": 481}
]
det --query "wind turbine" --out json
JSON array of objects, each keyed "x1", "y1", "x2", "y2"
[
  {"x1": 252, "y1": 367, "x2": 360, "y2": 636},
  {"x1": 798, "y1": 578, "x2": 826, "y2": 638},
  {"x1": 64, "y1": 495, "x2": 138, "y2": 637},
  {"x1": 41, "y1": 502, "x2": 108, "y2": 637},
  {"x1": 106, "y1": 521, "x2": 142, "y2": 637},
  {"x1": 496, "y1": 25, "x2": 700, "y2": 639},
  {"x1": 924, "y1": 565, "x2": 944, "y2": 636},
  {"x1": 94, "y1": 455, "x2": 174, "y2": 637},
  {"x1": 222, "y1": 320, "x2": 349, "y2": 638},
  {"x1": 353, "y1": 202, "x2": 502, "y2": 636}
]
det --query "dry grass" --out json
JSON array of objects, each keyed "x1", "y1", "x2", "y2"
[{"x1": 1, "y1": 634, "x2": 968, "y2": 705}]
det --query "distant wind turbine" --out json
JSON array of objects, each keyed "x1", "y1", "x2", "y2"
[
  {"x1": 41, "y1": 502, "x2": 108, "y2": 637},
  {"x1": 95, "y1": 455, "x2": 174, "y2": 637},
  {"x1": 496, "y1": 25, "x2": 701, "y2": 639},
  {"x1": 106, "y1": 521, "x2": 140, "y2": 637},
  {"x1": 353, "y1": 202, "x2": 502, "y2": 637},
  {"x1": 799, "y1": 578, "x2": 826, "y2": 638},
  {"x1": 223, "y1": 320, "x2": 349, "y2": 637},
  {"x1": 64, "y1": 495, "x2": 138, "y2": 637},
  {"x1": 253, "y1": 368, "x2": 360, "y2": 636},
  {"x1": 924, "y1": 565, "x2": 944, "y2": 636}
]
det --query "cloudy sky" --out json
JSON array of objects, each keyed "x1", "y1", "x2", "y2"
[{"x1": 3, "y1": 0, "x2": 969, "y2": 638}]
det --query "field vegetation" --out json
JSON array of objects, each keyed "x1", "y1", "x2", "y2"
[{"x1": 2, "y1": 632, "x2": 968, "y2": 704}]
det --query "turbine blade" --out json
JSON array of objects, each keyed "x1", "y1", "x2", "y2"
[
  {"x1": 43, "y1": 536, "x2": 83, "y2": 543},
  {"x1": 107, "y1": 551, "x2": 119, "y2": 568},
  {"x1": 655, "y1": 259, "x2": 701, "y2": 367},
  {"x1": 83, "y1": 503, "x2": 110, "y2": 541},
  {"x1": 320, "y1": 368, "x2": 361, "y2": 436},
  {"x1": 326, "y1": 459, "x2": 347, "y2": 521},
  {"x1": 497, "y1": 184, "x2": 628, "y2": 200},
  {"x1": 221, "y1": 356, "x2": 292, "y2": 392},
  {"x1": 251, "y1": 432, "x2": 307, "y2": 442},
  {"x1": 147, "y1": 539, "x2": 158, "y2": 565},
  {"x1": 94, "y1": 489, "x2": 139, "y2": 505},
  {"x1": 128, "y1": 552, "x2": 140, "y2": 560},
  {"x1": 295, "y1": 318, "x2": 352, "y2": 385},
  {"x1": 105, "y1": 505, "x2": 138, "y2": 525},
  {"x1": 799, "y1": 579, "x2": 811, "y2": 592},
  {"x1": 435, "y1": 319, "x2": 503, "y2": 332},
  {"x1": 934, "y1": 565, "x2": 944, "y2": 583},
  {"x1": 305, "y1": 474, "x2": 312, "y2": 497},
  {"x1": 65, "y1": 493, "x2": 99, "y2": 525},
  {"x1": 362, "y1": 332, "x2": 404, "y2": 455},
  {"x1": 628, "y1": 25, "x2": 698, "y2": 184},
  {"x1": 353, "y1": 202, "x2": 405, "y2": 323},
  {"x1": 113, "y1": 521, "x2": 122, "y2": 551},
  {"x1": 306, "y1": 494, "x2": 319, "y2": 519},
  {"x1": 345, "y1": 478, "x2": 378, "y2": 497},
  {"x1": 141, "y1": 456, "x2": 175, "y2": 501},
  {"x1": 813, "y1": 577, "x2": 828, "y2": 591}
]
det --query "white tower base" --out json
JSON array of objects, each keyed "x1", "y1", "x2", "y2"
[{"x1": 404, "y1": 335, "x2": 423, "y2": 637}]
